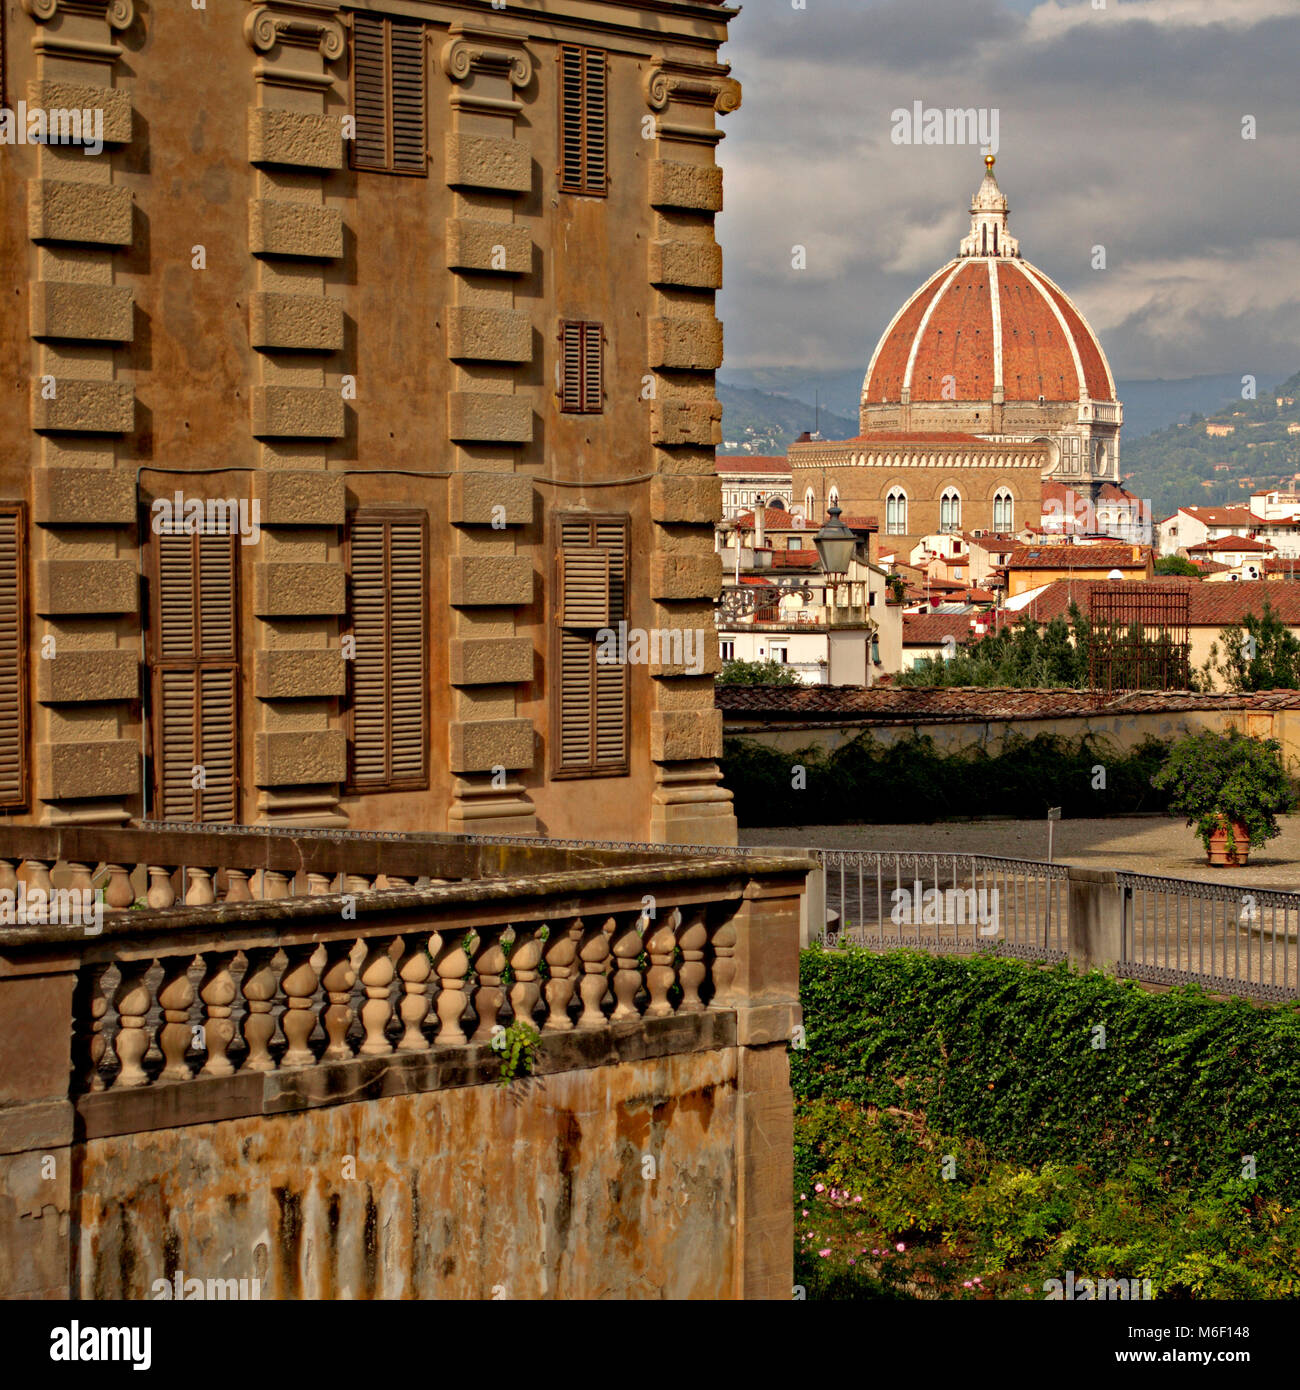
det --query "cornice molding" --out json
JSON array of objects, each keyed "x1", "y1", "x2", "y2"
[{"x1": 244, "y1": 4, "x2": 345, "y2": 62}]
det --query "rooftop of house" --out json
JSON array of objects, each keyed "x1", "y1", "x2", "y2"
[
  {"x1": 714, "y1": 456, "x2": 791, "y2": 476},
  {"x1": 902, "y1": 613, "x2": 985, "y2": 645},
  {"x1": 1007, "y1": 545, "x2": 1151, "y2": 570},
  {"x1": 728, "y1": 507, "x2": 808, "y2": 530},
  {"x1": 1186, "y1": 534, "x2": 1275, "y2": 552},
  {"x1": 1000, "y1": 576, "x2": 1300, "y2": 627}
]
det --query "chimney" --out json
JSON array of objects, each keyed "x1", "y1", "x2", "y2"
[
  {"x1": 755, "y1": 507, "x2": 765, "y2": 549},
  {"x1": 1131, "y1": 545, "x2": 1139, "y2": 562}
]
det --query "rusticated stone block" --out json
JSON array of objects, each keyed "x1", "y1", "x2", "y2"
[
  {"x1": 450, "y1": 638, "x2": 534, "y2": 686},
  {"x1": 31, "y1": 379, "x2": 134, "y2": 433},
  {"x1": 250, "y1": 293, "x2": 343, "y2": 352},
  {"x1": 249, "y1": 199, "x2": 343, "y2": 259},
  {"x1": 28, "y1": 180, "x2": 133, "y2": 245},
  {"x1": 449, "y1": 555, "x2": 534, "y2": 606},
  {"x1": 28, "y1": 80, "x2": 133, "y2": 144},
  {"x1": 255, "y1": 730, "x2": 347, "y2": 787},
  {"x1": 446, "y1": 307, "x2": 531, "y2": 363},
  {"x1": 251, "y1": 386, "x2": 345, "y2": 439},
  {"x1": 34, "y1": 561, "x2": 137, "y2": 615},
  {"x1": 649, "y1": 238, "x2": 723, "y2": 290},
  {"x1": 449, "y1": 718, "x2": 535, "y2": 773},
  {"x1": 650, "y1": 709, "x2": 723, "y2": 762},
  {"x1": 448, "y1": 392, "x2": 532, "y2": 443},
  {"x1": 449, "y1": 472, "x2": 533, "y2": 527},
  {"x1": 446, "y1": 219, "x2": 531, "y2": 274},
  {"x1": 651, "y1": 475, "x2": 723, "y2": 524},
  {"x1": 650, "y1": 634, "x2": 722, "y2": 679},
  {"x1": 30, "y1": 283, "x2": 134, "y2": 342},
  {"x1": 33, "y1": 468, "x2": 136, "y2": 525},
  {"x1": 649, "y1": 160, "x2": 724, "y2": 212},
  {"x1": 252, "y1": 470, "x2": 345, "y2": 526},
  {"x1": 649, "y1": 316, "x2": 724, "y2": 371},
  {"x1": 248, "y1": 108, "x2": 343, "y2": 170},
  {"x1": 650, "y1": 398, "x2": 722, "y2": 447},
  {"x1": 254, "y1": 650, "x2": 347, "y2": 700},
  {"x1": 36, "y1": 739, "x2": 140, "y2": 800},
  {"x1": 445, "y1": 133, "x2": 530, "y2": 193},
  {"x1": 649, "y1": 553, "x2": 723, "y2": 601},
  {"x1": 37, "y1": 650, "x2": 138, "y2": 703},
  {"x1": 252, "y1": 563, "x2": 346, "y2": 616}
]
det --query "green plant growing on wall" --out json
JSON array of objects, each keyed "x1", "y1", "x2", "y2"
[
  {"x1": 1151, "y1": 727, "x2": 1296, "y2": 853},
  {"x1": 493, "y1": 1018, "x2": 541, "y2": 1086},
  {"x1": 717, "y1": 657, "x2": 803, "y2": 686}
]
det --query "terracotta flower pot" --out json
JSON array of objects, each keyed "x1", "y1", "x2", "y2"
[{"x1": 1207, "y1": 821, "x2": 1251, "y2": 866}]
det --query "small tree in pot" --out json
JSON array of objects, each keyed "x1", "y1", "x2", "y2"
[{"x1": 1152, "y1": 728, "x2": 1296, "y2": 865}]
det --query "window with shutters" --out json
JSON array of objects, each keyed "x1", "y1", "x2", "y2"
[
  {"x1": 148, "y1": 530, "x2": 240, "y2": 822},
  {"x1": 345, "y1": 512, "x2": 428, "y2": 793},
  {"x1": 559, "y1": 321, "x2": 603, "y2": 413},
  {"x1": 558, "y1": 44, "x2": 607, "y2": 196},
  {"x1": 0, "y1": 505, "x2": 27, "y2": 811},
  {"x1": 350, "y1": 11, "x2": 426, "y2": 176},
  {"x1": 553, "y1": 513, "x2": 628, "y2": 778}
]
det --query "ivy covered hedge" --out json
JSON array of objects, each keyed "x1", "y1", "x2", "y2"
[
  {"x1": 722, "y1": 731, "x2": 1173, "y2": 827},
  {"x1": 793, "y1": 949, "x2": 1300, "y2": 1200}
]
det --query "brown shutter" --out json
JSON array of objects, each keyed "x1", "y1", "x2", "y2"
[
  {"x1": 351, "y1": 13, "x2": 426, "y2": 176},
  {"x1": 582, "y1": 322, "x2": 603, "y2": 412},
  {"x1": 559, "y1": 45, "x2": 606, "y2": 196},
  {"x1": 554, "y1": 514, "x2": 628, "y2": 776},
  {"x1": 560, "y1": 322, "x2": 583, "y2": 412},
  {"x1": 347, "y1": 513, "x2": 428, "y2": 792},
  {"x1": 0, "y1": 506, "x2": 27, "y2": 809},
  {"x1": 152, "y1": 530, "x2": 239, "y2": 822}
]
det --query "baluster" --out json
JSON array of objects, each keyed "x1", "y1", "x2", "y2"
[
  {"x1": 111, "y1": 960, "x2": 155, "y2": 1088},
  {"x1": 383, "y1": 874, "x2": 411, "y2": 891},
  {"x1": 280, "y1": 944, "x2": 320, "y2": 1067},
  {"x1": 577, "y1": 917, "x2": 613, "y2": 1029},
  {"x1": 431, "y1": 929, "x2": 471, "y2": 1045},
  {"x1": 358, "y1": 938, "x2": 396, "y2": 1055},
  {"x1": 397, "y1": 936, "x2": 432, "y2": 1051},
  {"x1": 471, "y1": 928, "x2": 507, "y2": 1042},
  {"x1": 147, "y1": 866, "x2": 176, "y2": 909},
  {"x1": 509, "y1": 925, "x2": 542, "y2": 1028},
  {"x1": 0, "y1": 859, "x2": 17, "y2": 895},
  {"x1": 240, "y1": 948, "x2": 280, "y2": 1072},
  {"x1": 223, "y1": 869, "x2": 252, "y2": 903},
  {"x1": 24, "y1": 859, "x2": 54, "y2": 900},
  {"x1": 263, "y1": 869, "x2": 291, "y2": 900},
  {"x1": 103, "y1": 864, "x2": 135, "y2": 910},
  {"x1": 344, "y1": 874, "x2": 373, "y2": 897},
  {"x1": 645, "y1": 910, "x2": 680, "y2": 1018},
  {"x1": 319, "y1": 939, "x2": 357, "y2": 1060},
  {"x1": 609, "y1": 915, "x2": 644, "y2": 1022},
  {"x1": 710, "y1": 913, "x2": 738, "y2": 1006},
  {"x1": 158, "y1": 956, "x2": 197, "y2": 1081},
  {"x1": 306, "y1": 872, "x2": 333, "y2": 896},
  {"x1": 198, "y1": 951, "x2": 238, "y2": 1076},
  {"x1": 76, "y1": 963, "x2": 112, "y2": 1091},
  {"x1": 66, "y1": 863, "x2": 95, "y2": 898},
  {"x1": 543, "y1": 918, "x2": 582, "y2": 1031},
  {"x1": 677, "y1": 910, "x2": 708, "y2": 1012},
  {"x1": 184, "y1": 867, "x2": 215, "y2": 906}
]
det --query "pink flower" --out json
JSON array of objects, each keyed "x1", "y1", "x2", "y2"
[
  {"x1": 896, "y1": 1242, "x2": 906, "y2": 1252},
  {"x1": 801, "y1": 1209, "x2": 808, "y2": 1217},
  {"x1": 871, "y1": 1249, "x2": 879, "y2": 1255},
  {"x1": 853, "y1": 1195, "x2": 863, "y2": 1203},
  {"x1": 818, "y1": 1249, "x2": 831, "y2": 1258},
  {"x1": 848, "y1": 1259, "x2": 856, "y2": 1266},
  {"x1": 973, "y1": 1277, "x2": 982, "y2": 1284},
  {"x1": 814, "y1": 1183, "x2": 825, "y2": 1193},
  {"x1": 963, "y1": 1281, "x2": 973, "y2": 1289}
]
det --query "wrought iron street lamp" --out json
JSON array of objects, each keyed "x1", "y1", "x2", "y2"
[{"x1": 813, "y1": 503, "x2": 858, "y2": 576}]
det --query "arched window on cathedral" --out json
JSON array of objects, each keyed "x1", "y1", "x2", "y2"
[
  {"x1": 993, "y1": 488, "x2": 1013, "y2": 532},
  {"x1": 940, "y1": 487, "x2": 961, "y2": 533},
  {"x1": 886, "y1": 487, "x2": 908, "y2": 535},
  {"x1": 804, "y1": 487, "x2": 816, "y2": 519},
  {"x1": 828, "y1": 486, "x2": 840, "y2": 511}
]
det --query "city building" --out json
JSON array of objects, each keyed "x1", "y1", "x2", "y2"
[
  {"x1": 0, "y1": 0, "x2": 741, "y2": 844},
  {"x1": 715, "y1": 456, "x2": 793, "y2": 520},
  {"x1": 1004, "y1": 543, "x2": 1154, "y2": 598},
  {"x1": 790, "y1": 156, "x2": 1123, "y2": 554}
]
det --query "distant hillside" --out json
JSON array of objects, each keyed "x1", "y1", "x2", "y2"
[
  {"x1": 716, "y1": 381, "x2": 856, "y2": 455},
  {"x1": 1122, "y1": 369, "x2": 1300, "y2": 518}
]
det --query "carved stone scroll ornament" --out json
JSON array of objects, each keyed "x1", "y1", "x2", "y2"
[
  {"x1": 441, "y1": 36, "x2": 532, "y2": 89},
  {"x1": 23, "y1": 0, "x2": 134, "y2": 28},
  {"x1": 645, "y1": 64, "x2": 742, "y2": 115},
  {"x1": 244, "y1": 4, "x2": 346, "y2": 62}
]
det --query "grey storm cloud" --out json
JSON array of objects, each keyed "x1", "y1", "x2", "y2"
[{"x1": 716, "y1": 0, "x2": 1300, "y2": 380}]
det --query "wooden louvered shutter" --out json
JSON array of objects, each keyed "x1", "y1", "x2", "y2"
[
  {"x1": 554, "y1": 515, "x2": 628, "y2": 777},
  {"x1": 351, "y1": 13, "x2": 426, "y2": 175},
  {"x1": 0, "y1": 507, "x2": 27, "y2": 809},
  {"x1": 560, "y1": 322, "x2": 583, "y2": 412},
  {"x1": 559, "y1": 45, "x2": 607, "y2": 196},
  {"x1": 582, "y1": 322, "x2": 603, "y2": 412},
  {"x1": 152, "y1": 530, "x2": 239, "y2": 822},
  {"x1": 347, "y1": 514, "x2": 427, "y2": 792}
]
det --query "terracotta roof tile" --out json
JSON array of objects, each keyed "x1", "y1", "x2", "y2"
[
  {"x1": 1005, "y1": 577, "x2": 1300, "y2": 628},
  {"x1": 1008, "y1": 545, "x2": 1151, "y2": 570},
  {"x1": 715, "y1": 456, "x2": 791, "y2": 475},
  {"x1": 1187, "y1": 534, "x2": 1275, "y2": 553}
]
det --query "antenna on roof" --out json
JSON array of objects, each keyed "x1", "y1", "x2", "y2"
[{"x1": 815, "y1": 389, "x2": 820, "y2": 437}]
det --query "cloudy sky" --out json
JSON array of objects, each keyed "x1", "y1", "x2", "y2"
[{"x1": 715, "y1": 0, "x2": 1300, "y2": 382}]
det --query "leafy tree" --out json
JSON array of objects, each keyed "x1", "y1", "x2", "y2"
[
  {"x1": 716, "y1": 657, "x2": 802, "y2": 686},
  {"x1": 1155, "y1": 555, "x2": 1200, "y2": 577},
  {"x1": 1213, "y1": 599, "x2": 1300, "y2": 690}
]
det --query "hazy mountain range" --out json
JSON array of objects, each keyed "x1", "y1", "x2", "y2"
[{"x1": 717, "y1": 370, "x2": 1292, "y2": 456}]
